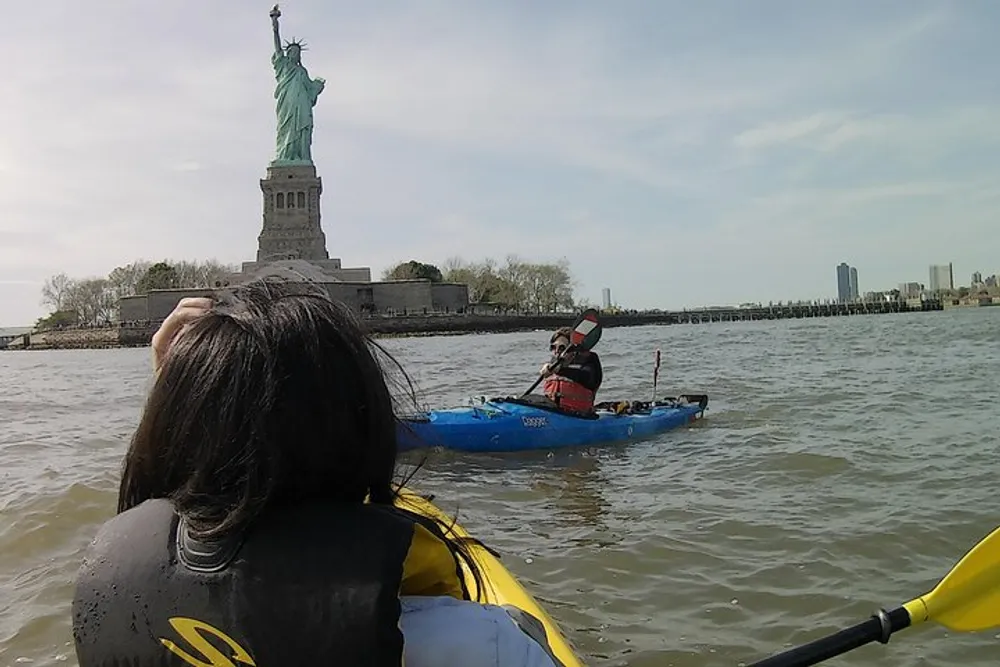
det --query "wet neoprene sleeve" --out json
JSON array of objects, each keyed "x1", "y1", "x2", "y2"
[{"x1": 555, "y1": 354, "x2": 602, "y2": 392}]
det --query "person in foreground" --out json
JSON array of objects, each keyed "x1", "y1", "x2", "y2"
[
  {"x1": 71, "y1": 280, "x2": 558, "y2": 667},
  {"x1": 539, "y1": 326, "x2": 603, "y2": 413}
]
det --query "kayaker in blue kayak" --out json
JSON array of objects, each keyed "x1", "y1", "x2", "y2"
[
  {"x1": 539, "y1": 326, "x2": 603, "y2": 414},
  {"x1": 71, "y1": 280, "x2": 558, "y2": 667}
]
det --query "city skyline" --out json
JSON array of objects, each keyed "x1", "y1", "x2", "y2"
[
  {"x1": 929, "y1": 263, "x2": 955, "y2": 293},
  {"x1": 836, "y1": 262, "x2": 860, "y2": 302},
  {"x1": 2, "y1": 2, "x2": 1000, "y2": 326}
]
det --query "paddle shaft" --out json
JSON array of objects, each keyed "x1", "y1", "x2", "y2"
[
  {"x1": 522, "y1": 345, "x2": 577, "y2": 397},
  {"x1": 748, "y1": 607, "x2": 911, "y2": 667},
  {"x1": 651, "y1": 349, "x2": 661, "y2": 401}
]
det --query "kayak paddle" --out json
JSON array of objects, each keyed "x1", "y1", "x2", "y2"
[
  {"x1": 748, "y1": 523, "x2": 1000, "y2": 667},
  {"x1": 521, "y1": 308, "x2": 602, "y2": 397},
  {"x1": 651, "y1": 348, "x2": 661, "y2": 401}
]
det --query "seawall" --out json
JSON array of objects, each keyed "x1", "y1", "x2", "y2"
[
  {"x1": 18, "y1": 327, "x2": 121, "y2": 350},
  {"x1": 3, "y1": 300, "x2": 947, "y2": 351}
]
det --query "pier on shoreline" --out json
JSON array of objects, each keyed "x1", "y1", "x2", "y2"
[{"x1": 2, "y1": 298, "x2": 945, "y2": 351}]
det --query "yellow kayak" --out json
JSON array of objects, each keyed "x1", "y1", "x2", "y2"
[{"x1": 397, "y1": 490, "x2": 584, "y2": 667}]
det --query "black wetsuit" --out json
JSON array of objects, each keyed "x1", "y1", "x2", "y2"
[{"x1": 554, "y1": 351, "x2": 602, "y2": 393}]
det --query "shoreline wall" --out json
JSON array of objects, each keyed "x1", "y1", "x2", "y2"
[
  {"x1": 4, "y1": 300, "x2": 948, "y2": 351},
  {"x1": 23, "y1": 327, "x2": 121, "y2": 350}
]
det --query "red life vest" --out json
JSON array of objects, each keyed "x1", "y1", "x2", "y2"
[{"x1": 543, "y1": 375, "x2": 596, "y2": 413}]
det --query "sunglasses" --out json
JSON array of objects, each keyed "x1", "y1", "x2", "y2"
[{"x1": 549, "y1": 343, "x2": 568, "y2": 354}]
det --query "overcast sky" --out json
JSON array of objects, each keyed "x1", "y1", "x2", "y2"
[{"x1": 1, "y1": 0, "x2": 997, "y2": 326}]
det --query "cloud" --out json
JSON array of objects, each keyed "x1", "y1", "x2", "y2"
[
  {"x1": 1, "y1": 0, "x2": 998, "y2": 326},
  {"x1": 170, "y1": 161, "x2": 204, "y2": 172},
  {"x1": 734, "y1": 107, "x2": 1000, "y2": 155},
  {"x1": 734, "y1": 113, "x2": 849, "y2": 151}
]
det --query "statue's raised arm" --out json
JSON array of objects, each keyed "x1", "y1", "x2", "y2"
[{"x1": 270, "y1": 5, "x2": 284, "y2": 56}]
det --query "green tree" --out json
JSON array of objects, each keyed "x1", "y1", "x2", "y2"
[
  {"x1": 35, "y1": 309, "x2": 78, "y2": 330},
  {"x1": 136, "y1": 261, "x2": 181, "y2": 294},
  {"x1": 382, "y1": 260, "x2": 444, "y2": 282}
]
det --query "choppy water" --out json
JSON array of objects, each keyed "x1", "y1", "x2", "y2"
[{"x1": 1, "y1": 309, "x2": 998, "y2": 666}]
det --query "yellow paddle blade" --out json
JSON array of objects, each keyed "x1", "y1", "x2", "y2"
[{"x1": 903, "y1": 525, "x2": 1000, "y2": 632}]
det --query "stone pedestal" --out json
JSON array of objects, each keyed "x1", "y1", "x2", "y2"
[
  {"x1": 257, "y1": 164, "x2": 329, "y2": 262},
  {"x1": 238, "y1": 259, "x2": 372, "y2": 283},
  {"x1": 240, "y1": 162, "x2": 373, "y2": 285}
]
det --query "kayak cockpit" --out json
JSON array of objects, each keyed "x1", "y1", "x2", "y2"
[{"x1": 487, "y1": 393, "x2": 710, "y2": 418}]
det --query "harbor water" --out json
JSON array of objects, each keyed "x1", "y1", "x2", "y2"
[{"x1": 1, "y1": 308, "x2": 998, "y2": 666}]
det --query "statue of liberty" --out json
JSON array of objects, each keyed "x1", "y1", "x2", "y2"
[{"x1": 269, "y1": 5, "x2": 325, "y2": 166}]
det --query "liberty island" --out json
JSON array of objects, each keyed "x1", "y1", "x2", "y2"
[
  {"x1": 3, "y1": 7, "x2": 960, "y2": 351},
  {"x1": 106, "y1": 5, "x2": 471, "y2": 331}
]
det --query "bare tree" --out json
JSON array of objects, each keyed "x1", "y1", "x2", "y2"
[
  {"x1": 440, "y1": 255, "x2": 577, "y2": 311},
  {"x1": 40, "y1": 273, "x2": 73, "y2": 311},
  {"x1": 38, "y1": 258, "x2": 241, "y2": 327},
  {"x1": 107, "y1": 261, "x2": 152, "y2": 301}
]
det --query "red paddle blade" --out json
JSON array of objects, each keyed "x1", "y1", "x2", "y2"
[{"x1": 570, "y1": 309, "x2": 601, "y2": 349}]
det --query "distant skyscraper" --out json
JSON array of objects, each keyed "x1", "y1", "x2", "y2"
[
  {"x1": 601, "y1": 287, "x2": 612, "y2": 309},
  {"x1": 849, "y1": 266, "x2": 859, "y2": 301},
  {"x1": 928, "y1": 263, "x2": 954, "y2": 293},
  {"x1": 972, "y1": 271, "x2": 983, "y2": 286},
  {"x1": 836, "y1": 263, "x2": 851, "y2": 302}
]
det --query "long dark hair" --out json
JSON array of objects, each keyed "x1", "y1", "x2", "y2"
[{"x1": 119, "y1": 279, "x2": 485, "y2": 599}]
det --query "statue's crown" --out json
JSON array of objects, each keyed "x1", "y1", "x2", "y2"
[{"x1": 284, "y1": 38, "x2": 307, "y2": 52}]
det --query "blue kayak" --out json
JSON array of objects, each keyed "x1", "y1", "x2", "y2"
[{"x1": 397, "y1": 394, "x2": 708, "y2": 453}]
